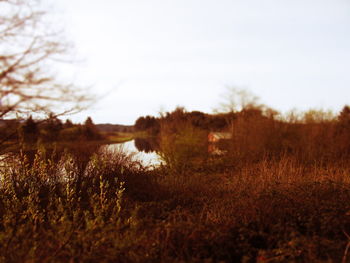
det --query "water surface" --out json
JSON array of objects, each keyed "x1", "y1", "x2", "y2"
[{"x1": 105, "y1": 140, "x2": 162, "y2": 168}]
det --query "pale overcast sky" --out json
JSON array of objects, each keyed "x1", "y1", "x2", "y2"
[{"x1": 54, "y1": 0, "x2": 350, "y2": 124}]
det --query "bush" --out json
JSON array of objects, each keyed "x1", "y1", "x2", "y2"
[
  {"x1": 0, "y1": 147, "x2": 157, "y2": 262},
  {"x1": 158, "y1": 120, "x2": 208, "y2": 174}
]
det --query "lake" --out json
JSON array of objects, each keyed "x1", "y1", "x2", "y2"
[
  {"x1": 104, "y1": 140, "x2": 163, "y2": 168},
  {"x1": 0, "y1": 139, "x2": 163, "y2": 182},
  {"x1": 0, "y1": 139, "x2": 163, "y2": 184}
]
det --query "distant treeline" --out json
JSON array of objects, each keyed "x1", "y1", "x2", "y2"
[
  {"x1": 0, "y1": 116, "x2": 103, "y2": 144},
  {"x1": 96, "y1": 123, "x2": 134, "y2": 133},
  {"x1": 135, "y1": 105, "x2": 350, "y2": 165},
  {"x1": 134, "y1": 108, "x2": 228, "y2": 134}
]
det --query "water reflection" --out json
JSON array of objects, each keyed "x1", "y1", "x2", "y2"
[
  {"x1": 105, "y1": 140, "x2": 162, "y2": 168},
  {"x1": 134, "y1": 137, "x2": 158, "y2": 153},
  {"x1": 0, "y1": 139, "x2": 162, "y2": 182},
  {"x1": 0, "y1": 143, "x2": 103, "y2": 183}
]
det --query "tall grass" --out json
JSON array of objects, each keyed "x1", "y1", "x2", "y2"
[
  {"x1": 1, "y1": 106, "x2": 350, "y2": 262},
  {"x1": 158, "y1": 120, "x2": 208, "y2": 174},
  {"x1": 135, "y1": 158, "x2": 350, "y2": 262},
  {"x1": 1, "y1": 150, "x2": 350, "y2": 262},
  {"x1": 0, "y1": 147, "x2": 158, "y2": 262}
]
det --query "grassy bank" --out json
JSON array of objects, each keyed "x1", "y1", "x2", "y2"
[
  {"x1": 101, "y1": 131, "x2": 151, "y2": 144},
  {"x1": 102, "y1": 131, "x2": 134, "y2": 143},
  {"x1": 1, "y1": 149, "x2": 350, "y2": 262},
  {"x1": 2, "y1": 107, "x2": 350, "y2": 262}
]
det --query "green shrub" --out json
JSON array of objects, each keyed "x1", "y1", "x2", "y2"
[{"x1": 158, "y1": 121, "x2": 208, "y2": 174}]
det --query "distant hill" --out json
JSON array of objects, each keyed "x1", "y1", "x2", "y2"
[{"x1": 96, "y1": 123, "x2": 134, "y2": 133}]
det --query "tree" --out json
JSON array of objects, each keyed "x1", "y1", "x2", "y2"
[
  {"x1": 337, "y1": 106, "x2": 350, "y2": 149},
  {"x1": 217, "y1": 86, "x2": 260, "y2": 113},
  {"x1": 40, "y1": 113, "x2": 63, "y2": 142},
  {"x1": 135, "y1": 115, "x2": 159, "y2": 134},
  {"x1": 83, "y1": 116, "x2": 101, "y2": 140},
  {"x1": 302, "y1": 109, "x2": 334, "y2": 124},
  {"x1": 63, "y1": 119, "x2": 74, "y2": 129},
  {"x1": 0, "y1": 0, "x2": 88, "y2": 119},
  {"x1": 0, "y1": 0, "x2": 89, "y2": 152},
  {"x1": 18, "y1": 115, "x2": 38, "y2": 143},
  {"x1": 338, "y1": 106, "x2": 350, "y2": 126}
]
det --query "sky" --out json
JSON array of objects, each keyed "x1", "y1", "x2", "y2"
[{"x1": 52, "y1": 0, "x2": 350, "y2": 124}]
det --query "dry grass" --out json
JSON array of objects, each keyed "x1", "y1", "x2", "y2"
[
  {"x1": 1, "y1": 145, "x2": 350, "y2": 261},
  {"x1": 101, "y1": 131, "x2": 134, "y2": 143},
  {"x1": 123, "y1": 157, "x2": 350, "y2": 262}
]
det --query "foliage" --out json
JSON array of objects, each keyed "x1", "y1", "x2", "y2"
[
  {"x1": 217, "y1": 86, "x2": 261, "y2": 113},
  {"x1": 0, "y1": 0, "x2": 91, "y2": 154},
  {"x1": 18, "y1": 115, "x2": 38, "y2": 143},
  {"x1": 158, "y1": 118, "x2": 208, "y2": 174},
  {"x1": 0, "y1": 147, "x2": 157, "y2": 262},
  {"x1": 3, "y1": 149, "x2": 350, "y2": 262},
  {"x1": 82, "y1": 117, "x2": 102, "y2": 140},
  {"x1": 14, "y1": 116, "x2": 104, "y2": 146},
  {"x1": 339, "y1": 106, "x2": 350, "y2": 125},
  {"x1": 1, "y1": 120, "x2": 350, "y2": 262},
  {"x1": 2, "y1": 103, "x2": 350, "y2": 262},
  {"x1": 135, "y1": 107, "x2": 228, "y2": 136},
  {"x1": 134, "y1": 115, "x2": 160, "y2": 135},
  {"x1": 0, "y1": 0, "x2": 88, "y2": 119}
]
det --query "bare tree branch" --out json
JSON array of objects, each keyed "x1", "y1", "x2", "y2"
[{"x1": 0, "y1": 0, "x2": 92, "y2": 151}]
